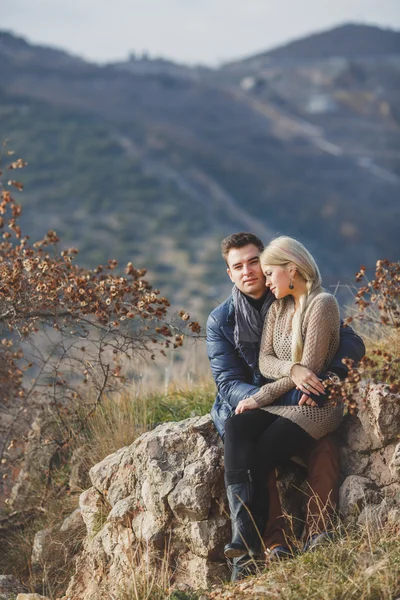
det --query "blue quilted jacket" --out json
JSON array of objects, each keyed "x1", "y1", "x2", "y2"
[{"x1": 206, "y1": 293, "x2": 366, "y2": 439}]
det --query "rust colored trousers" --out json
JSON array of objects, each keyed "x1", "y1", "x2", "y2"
[{"x1": 263, "y1": 433, "x2": 340, "y2": 549}]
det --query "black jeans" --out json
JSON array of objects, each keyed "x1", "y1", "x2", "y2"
[{"x1": 224, "y1": 409, "x2": 313, "y2": 482}]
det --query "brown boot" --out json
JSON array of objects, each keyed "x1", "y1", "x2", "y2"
[
  {"x1": 262, "y1": 469, "x2": 288, "y2": 550},
  {"x1": 301, "y1": 434, "x2": 340, "y2": 541}
]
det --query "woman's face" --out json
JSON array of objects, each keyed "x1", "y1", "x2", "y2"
[{"x1": 263, "y1": 264, "x2": 292, "y2": 299}]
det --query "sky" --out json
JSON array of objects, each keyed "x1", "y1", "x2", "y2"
[{"x1": 3, "y1": 0, "x2": 400, "y2": 66}]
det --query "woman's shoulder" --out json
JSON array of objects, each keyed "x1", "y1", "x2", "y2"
[{"x1": 307, "y1": 292, "x2": 339, "y2": 313}]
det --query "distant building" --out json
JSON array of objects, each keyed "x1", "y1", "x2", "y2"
[{"x1": 306, "y1": 93, "x2": 337, "y2": 114}]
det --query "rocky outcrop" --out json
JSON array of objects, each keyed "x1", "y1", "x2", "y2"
[
  {"x1": 31, "y1": 385, "x2": 400, "y2": 598},
  {"x1": 65, "y1": 415, "x2": 228, "y2": 599},
  {"x1": 339, "y1": 384, "x2": 400, "y2": 528}
]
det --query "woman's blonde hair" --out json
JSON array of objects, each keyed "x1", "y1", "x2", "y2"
[{"x1": 260, "y1": 236, "x2": 323, "y2": 362}]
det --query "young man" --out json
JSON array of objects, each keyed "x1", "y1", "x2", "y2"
[{"x1": 206, "y1": 232, "x2": 365, "y2": 566}]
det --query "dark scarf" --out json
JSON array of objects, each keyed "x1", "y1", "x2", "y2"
[{"x1": 232, "y1": 286, "x2": 274, "y2": 368}]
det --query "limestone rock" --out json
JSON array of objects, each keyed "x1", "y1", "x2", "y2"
[
  {"x1": 107, "y1": 496, "x2": 138, "y2": 526},
  {"x1": 339, "y1": 475, "x2": 381, "y2": 521},
  {"x1": 79, "y1": 487, "x2": 109, "y2": 537},
  {"x1": 16, "y1": 595, "x2": 50, "y2": 600},
  {"x1": 366, "y1": 443, "x2": 399, "y2": 486},
  {"x1": 389, "y1": 442, "x2": 400, "y2": 477},
  {"x1": 89, "y1": 446, "x2": 134, "y2": 505},
  {"x1": 60, "y1": 507, "x2": 84, "y2": 534},
  {"x1": 339, "y1": 442, "x2": 370, "y2": 479},
  {"x1": 31, "y1": 527, "x2": 60, "y2": 568},
  {"x1": 0, "y1": 575, "x2": 26, "y2": 600},
  {"x1": 339, "y1": 386, "x2": 400, "y2": 490},
  {"x1": 340, "y1": 412, "x2": 378, "y2": 452},
  {"x1": 66, "y1": 415, "x2": 227, "y2": 599},
  {"x1": 168, "y1": 447, "x2": 221, "y2": 522},
  {"x1": 364, "y1": 384, "x2": 400, "y2": 445}
]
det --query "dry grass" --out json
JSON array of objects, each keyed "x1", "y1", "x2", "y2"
[
  {"x1": 0, "y1": 378, "x2": 215, "y2": 599},
  {"x1": 0, "y1": 489, "x2": 83, "y2": 596},
  {"x1": 71, "y1": 381, "x2": 216, "y2": 487},
  {"x1": 205, "y1": 520, "x2": 400, "y2": 600},
  {"x1": 115, "y1": 539, "x2": 178, "y2": 600}
]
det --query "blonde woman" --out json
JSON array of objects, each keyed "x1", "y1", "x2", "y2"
[{"x1": 223, "y1": 236, "x2": 342, "y2": 565}]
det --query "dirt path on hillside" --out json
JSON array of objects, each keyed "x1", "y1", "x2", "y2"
[
  {"x1": 228, "y1": 87, "x2": 400, "y2": 185},
  {"x1": 116, "y1": 134, "x2": 275, "y2": 241}
]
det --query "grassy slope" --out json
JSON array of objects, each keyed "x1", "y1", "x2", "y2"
[{"x1": 203, "y1": 523, "x2": 400, "y2": 600}]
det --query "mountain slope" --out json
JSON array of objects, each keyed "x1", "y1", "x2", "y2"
[
  {"x1": 1, "y1": 28, "x2": 399, "y2": 317},
  {"x1": 226, "y1": 23, "x2": 400, "y2": 65}
]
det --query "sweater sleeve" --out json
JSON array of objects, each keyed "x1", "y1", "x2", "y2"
[
  {"x1": 251, "y1": 293, "x2": 340, "y2": 408},
  {"x1": 299, "y1": 294, "x2": 340, "y2": 374},
  {"x1": 258, "y1": 301, "x2": 297, "y2": 379}
]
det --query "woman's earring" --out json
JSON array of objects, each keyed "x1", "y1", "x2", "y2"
[{"x1": 289, "y1": 279, "x2": 294, "y2": 290}]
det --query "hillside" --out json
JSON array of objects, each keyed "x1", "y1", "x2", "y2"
[{"x1": 1, "y1": 25, "x2": 400, "y2": 318}]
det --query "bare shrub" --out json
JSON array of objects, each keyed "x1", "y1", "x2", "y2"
[
  {"x1": 0, "y1": 144, "x2": 199, "y2": 506},
  {"x1": 326, "y1": 260, "x2": 400, "y2": 413}
]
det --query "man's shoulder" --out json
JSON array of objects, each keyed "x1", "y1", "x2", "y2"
[{"x1": 207, "y1": 295, "x2": 233, "y2": 328}]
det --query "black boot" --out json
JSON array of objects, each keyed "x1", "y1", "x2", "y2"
[
  {"x1": 251, "y1": 476, "x2": 270, "y2": 552},
  {"x1": 229, "y1": 554, "x2": 258, "y2": 583},
  {"x1": 224, "y1": 469, "x2": 259, "y2": 559}
]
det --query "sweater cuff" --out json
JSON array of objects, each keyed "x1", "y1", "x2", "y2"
[{"x1": 251, "y1": 390, "x2": 272, "y2": 408}]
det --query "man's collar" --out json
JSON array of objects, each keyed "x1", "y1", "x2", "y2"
[
  {"x1": 227, "y1": 288, "x2": 272, "y2": 323},
  {"x1": 243, "y1": 290, "x2": 269, "y2": 310}
]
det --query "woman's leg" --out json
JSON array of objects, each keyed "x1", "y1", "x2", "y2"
[
  {"x1": 223, "y1": 410, "x2": 278, "y2": 559},
  {"x1": 256, "y1": 416, "x2": 314, "y2": 480}
]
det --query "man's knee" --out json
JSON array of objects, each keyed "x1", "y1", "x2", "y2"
[{"x1": 224, "y1": 413, "x2": 252, "y2": 442}]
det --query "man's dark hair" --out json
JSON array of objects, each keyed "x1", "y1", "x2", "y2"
[{"x1": 221, "y1": 232, "x2": 264, "y2": 265}]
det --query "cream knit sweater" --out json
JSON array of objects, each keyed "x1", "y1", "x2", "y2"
[{"x1": 251, "y1": 292, "x2": 342, "y2": 439}]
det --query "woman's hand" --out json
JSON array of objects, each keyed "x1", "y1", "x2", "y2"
[
  {"x1": 235, "y1": 398, "x2": 258, "y2": 414},
  {"x1": 290, "y1": 364, "x2": 324, "y2": 396}
]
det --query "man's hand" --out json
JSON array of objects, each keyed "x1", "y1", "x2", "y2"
[
  {"x1": 235, "y1": 398, "x2": 258, "y2": 414},
  {"x1": 290, "y1": 365, "x2": 324, "y2": 396},
  {"x1": 298, "y1": 393, "x2": 318, "y2": 407}
]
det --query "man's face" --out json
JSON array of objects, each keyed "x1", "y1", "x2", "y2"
[{"x1": 226, "y1": 244, "x2": 266, "y2": 299}]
